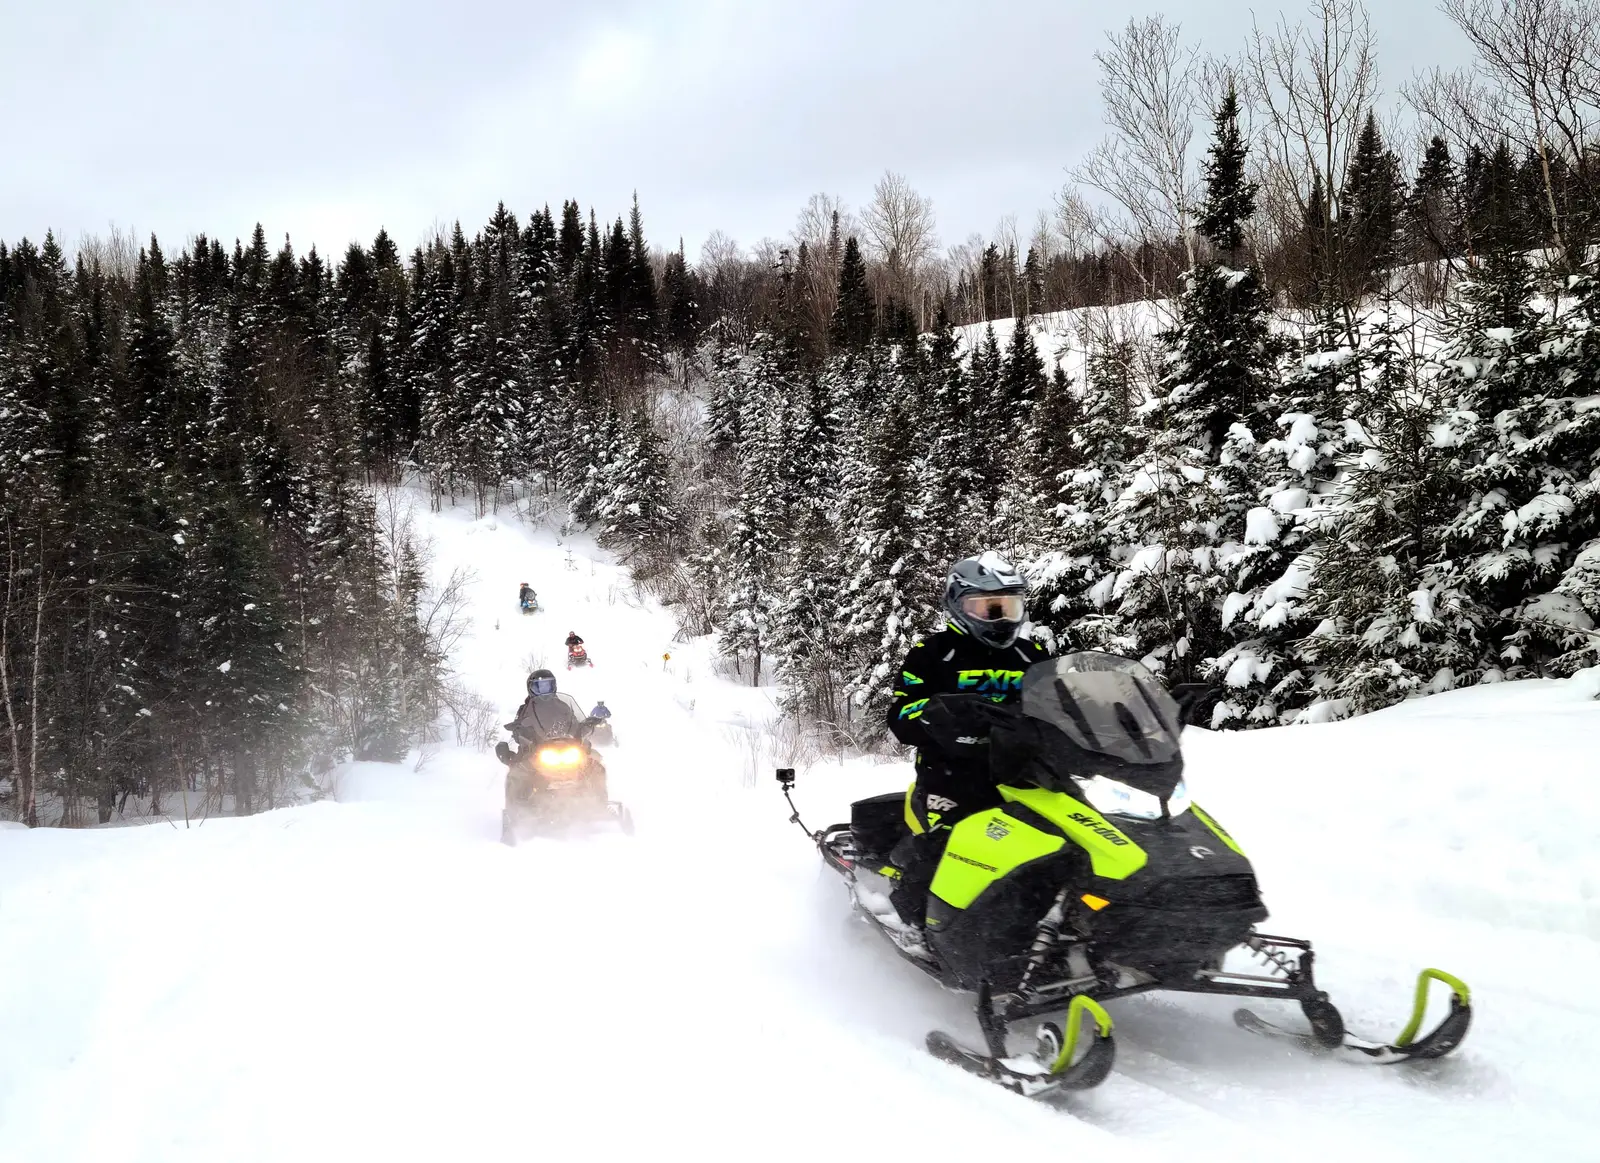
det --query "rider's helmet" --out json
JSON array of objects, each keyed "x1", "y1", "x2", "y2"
[
  {"x1": 942, "y1": 552, "x2": 1028, "y2": 649},
  {"x1": 527, "y1": 668, "x2": 558, "y2": 696}
]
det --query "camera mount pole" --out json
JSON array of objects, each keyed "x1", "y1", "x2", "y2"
[{"x1": 774, "y1": 768, "x2": 819, "y2": 841}]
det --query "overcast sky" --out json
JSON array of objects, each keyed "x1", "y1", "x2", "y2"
[{"x1": 1, "y1": 0, "x2": 1473, "y2": 264}]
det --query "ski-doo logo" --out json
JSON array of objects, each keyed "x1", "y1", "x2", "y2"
[
  {"x1": 956, "y1": 668, "x2": 1025, "y2": 693},
  {"x1": 1067, "y1": 812, "x2": 1131, "y2": 847},
  {"x1": 1190, "y1": 846, "x2": 1214, "y2": 860},
  {"x1": 985, "y1": 819, "x2": 1011, "y2": 840}
]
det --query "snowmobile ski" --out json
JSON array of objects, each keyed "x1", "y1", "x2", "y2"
[
  {"x1": 1234, "y1": 968, "x2": 1471, "y2": 1065},
  {"x1": 926, "y1": 995, "x2": 1115, "y2": 1096}
]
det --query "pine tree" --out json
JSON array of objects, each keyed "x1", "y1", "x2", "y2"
[
  {"x1": 1407, "y1": 136, "x2": 1461, "y2": 263},
  {"x1": 1104, "y1": 83, "x2": 1283, "y2": 682},
  {"x1": 1340, "y1": 112, "x2": 1405, "y2": 296},
  {"x1": 829, "y1": 237, "x2": 874, "y2": 352},
  {"x1": 839, "y1": 347, "x2": 936, "y2": 726},
  {"x1": 598, "y1": 406, "x2": 680, "y2": 564},
  {"x1": 1196, "y1": 83, "x2": 1257, "y2": 263}
]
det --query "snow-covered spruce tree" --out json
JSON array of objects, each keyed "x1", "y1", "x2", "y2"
[
  {"x1": 916, "y1": 310, "x2": 978, "y2": 568},
  {"x1": 991, "y1": 317, "x2": 1049, "y2": 540},
  {"x1": 596, "y1": 405, "x2": 680, "y2": 571},
  {"x1": 717, "y1": 395, "x2": 786, "y2": 685},
  {"x1": 966, "y1": 325, "x2": 1006, "y2": 512},
  {"x1": 411, "y1": 238, "x2": 465, "y2": 501},
  {"x1": 769, "y1": 373, "x2": 849, "y2": 724},
  {"x1": 1295, "y1": 357, "x2": 1485, "y2": 719},
  {"x1": 1208, "y1": 306, "x2": 1357, "y2": 725},
  {"x1": 703, "y1": 338, "x2": 747, "y2": 477},
  {"x1": 828, "y1": 236, "x2": 875, "y2": 353},
  {"x1": 1432, "y1": 242, "x2": 1600, "y2": 676},
  {"x1": 1024, "y1": 334, "x2": 1140, "y2": 654},
  {"x1": 1102, "y1": 82, "x2": 1282, "y2": 684},
  {"x1": 839, "y1": 346, "x2": 937, "y2": 731},
  {"x1": 567, "y1": 403, "x2": 624, "y2": 528}
]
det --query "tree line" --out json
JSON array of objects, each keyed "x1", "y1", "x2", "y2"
[{"x1": 5, "y1": 0, "x2": 1600, "y2": 822}]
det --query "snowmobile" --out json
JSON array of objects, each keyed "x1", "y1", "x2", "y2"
[
  {"x1": 778, "y1": 652, "x2": 1472, "y2": 1097},
  {"x1": 520, "y1": 596, "x2": 539, "y2": 615},
  {"x1": 566, "y1": 643, "x2": 593, "y2": 669},
  {"x1": 497, "y1": 715, "x2": 631, "y2": 845}
]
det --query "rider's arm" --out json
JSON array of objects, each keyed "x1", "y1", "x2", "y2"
[{"x1": 887, "y1": 639, "x2": 937, "y2": 748}]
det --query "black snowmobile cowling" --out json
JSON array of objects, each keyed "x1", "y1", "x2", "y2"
[
  {"x1": 787, "y1": 651, "x2": 1473, "y2": 1097},
  {"x1": 922, "y1": 654, "x2": 1262, "y2": 988}
]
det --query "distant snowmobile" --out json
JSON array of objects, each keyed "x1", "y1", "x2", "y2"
[
  {"x1": 496, "y1": 706, "x2": 630, "y2": 844},
  {"x1": 779, "y1": 651, "x2": 1472, "y2": 1096},
  {"x1": 587, "y1": 700, "x2": 614, "y2": 746},
  {"x1": 566, "y1": 642, "x2": 593, "y2": 669},
  {"x1": 518, "y1": 583, "x2": 538, "y2": 615}
]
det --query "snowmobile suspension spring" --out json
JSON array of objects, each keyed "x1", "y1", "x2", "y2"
[
  {"x1": 1246, "y1": 937, "x2": 1298, "y2": 979},
  {"x1": 1017, "y1": 888, "x2": 1072, "y2": 994}
]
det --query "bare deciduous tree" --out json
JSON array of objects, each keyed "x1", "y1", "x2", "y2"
[
  {"x1": 1246, "y1": 0, "x2": 1377, "y2": 326},
  {"x1": 699, "y1": 230, "x2": 743, "y2": 277},
  {"x1": 1074, "y1": 15, "x2": 1203, "y2": 270},
  {"x1": 862, "y1": 170, "x2": 937, "y2": 323},
  {"x1": 1246, "y1": 0, "x2": 1377, "y2": 212}
]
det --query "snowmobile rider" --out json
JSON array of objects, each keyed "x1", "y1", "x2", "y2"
[
  {"x1": 589, "y1": 700, "x2": 611, "y2": 721},
  {"x1": 565, "y1": 631, "x2": 584, "y2": 650},
  {"x1": 885, "y1": 553, "x2": 1050, "y2": 936},
  {"x1": 497, "y1": 669, "x2": 598, "y2": 764},
  {"x1": 519, "y1": 582, "x2": 536, "y2": 609}
]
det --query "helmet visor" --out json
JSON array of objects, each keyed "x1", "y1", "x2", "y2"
[
  {"x1": 960, "y1": 593, "x2": 1025, "y2": 623},
  {"x1": 532, "y1": 677, "x2": 557, "y2": 696}
]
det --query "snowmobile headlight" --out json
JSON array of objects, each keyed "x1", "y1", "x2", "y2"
[
  {"x1": 1075, "y1": 775, "x2": 1162, "y2": 820},
  {"x1": 536, "y1": 745, "x2": 585, "y2": 768},
  {"x1": 1073, "y1": 775, "x2": 1189, "y2": 821}
]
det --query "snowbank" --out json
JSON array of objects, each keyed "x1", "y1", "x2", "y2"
[{"x1": 0, "y1": 488, "x2": 1593, "y2": 1163}]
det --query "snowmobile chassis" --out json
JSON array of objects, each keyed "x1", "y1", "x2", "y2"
[{"x1": 787, "y1": 773, "x2": 1471, "y2": 1097}]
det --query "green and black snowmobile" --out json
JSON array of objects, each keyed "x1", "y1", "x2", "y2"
[{"x1": 779, "y1": 652, "x2": 1472, "y2": 1096}]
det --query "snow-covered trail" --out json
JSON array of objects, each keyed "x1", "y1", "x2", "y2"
[{"x1": 0, "y1": 494, "x2": 1595, "y2": 1163}]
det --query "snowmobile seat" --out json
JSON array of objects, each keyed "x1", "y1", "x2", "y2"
[{"x1": 851, "y1": 792, "x2": 908, "y2": 859}]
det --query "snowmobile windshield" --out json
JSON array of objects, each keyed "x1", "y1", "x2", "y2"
[
  {"x1": 522, "y1": 694, "x2": 585, "y2": 741},
  {"x1": 1015, "y1": 652, "x2": 1185, "y2": 796},
  {"x1": 959, "y1": 593, "x2": 1025, "y2": 623}
]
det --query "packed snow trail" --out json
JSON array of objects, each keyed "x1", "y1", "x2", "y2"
[{"x1": 0, "y1": 493, "x2": 1595, "y2": 1163}]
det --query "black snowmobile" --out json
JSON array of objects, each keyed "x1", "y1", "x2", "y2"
[
  {"x1": 497, "y1": 697, "x2": 631, "y2": 844},
  {"x1": 779, "y1": 651, "x2": 1471, "y2": 1096}
]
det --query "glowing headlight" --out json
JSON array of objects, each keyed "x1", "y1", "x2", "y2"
[
  {"x1": 1074, "y1": 775, "x2": 1190, "y2": 821},
  {"x1": 536, "y1": 745, "x2": 585, "y2": 768}
]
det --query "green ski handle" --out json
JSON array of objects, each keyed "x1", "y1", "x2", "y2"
[
  {"x1": 1052, "y1": 995, "x2": 1114, "y2": 1075},
  {"x1": 1396, "y1": 968, "x2": 1471, "y2": 1049}
]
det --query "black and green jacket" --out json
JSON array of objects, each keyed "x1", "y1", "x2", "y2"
[{"x1": 887, "y1": 625, "x2": 1050, "y2": 761}]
